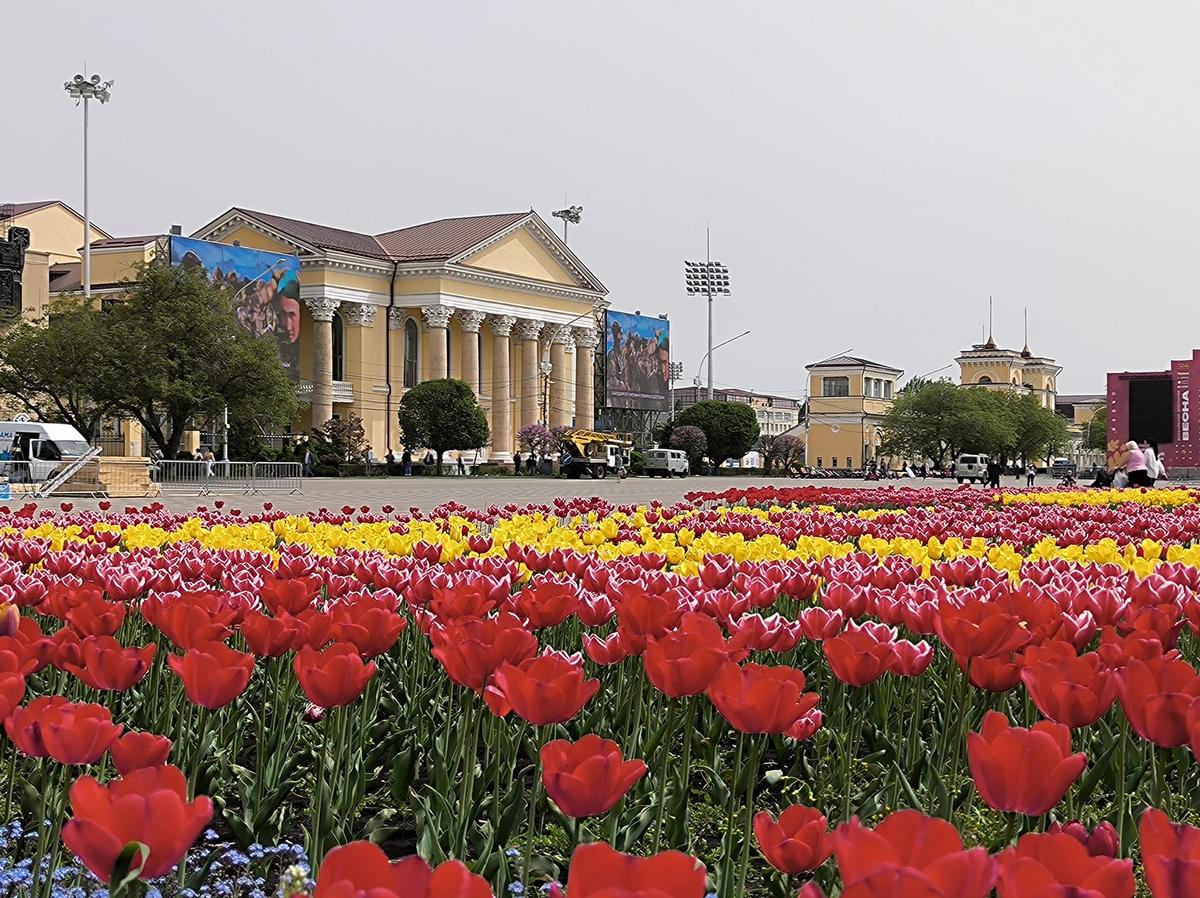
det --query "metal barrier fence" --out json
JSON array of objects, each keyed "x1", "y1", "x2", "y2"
[
  {"x1": 153, "y1": 460, "x2": 254, "y2": 495},
  {"x1": 249, "y1": 461, "x2": 304, "y2": 494}
]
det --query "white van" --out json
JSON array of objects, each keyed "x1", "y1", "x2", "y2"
[
  {"x1": 954, "y1": 453, "x2": 990, "y2": 484},
  {"x1": 0, "y1": 421, "x2": 93, "y2": 482},
  {"x1": 644, "y1": 448, "x2": 689, "y2": 478}
]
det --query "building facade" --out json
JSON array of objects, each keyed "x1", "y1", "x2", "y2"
[
  {"x1": 1055, "y1": 393, "x2": 1106, "y2": 469},
  {"x1": 15, "y1": 202, "x2": 609, "y2": 461},
  {"x1": 804, "y1": 356, "x2": 903, "y2": 470},
  {"x1": 670, "y1": 386, "x2": 801, "y2": 437},
  {"x1": 956, "y1": 335, "x2": 1061, "y2": 410},
  {"x1": 1108, "y1": 350, "x2": 1200, "y2": 474}
]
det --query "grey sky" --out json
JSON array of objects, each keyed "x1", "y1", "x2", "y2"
[{"x1": 6, "y1": 1, "x2": 1198, "y2": 396}]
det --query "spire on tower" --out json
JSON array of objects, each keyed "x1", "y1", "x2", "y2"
[
  {"x1": 1021, "y1": 307, "x2": 1032, "y2": 358},
  {"x1": 984, "y1": 296, "x2": 996, "y2": 350}
]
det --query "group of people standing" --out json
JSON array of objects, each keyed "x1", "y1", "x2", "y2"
[{"x1": 1091, "y1": 439, "x2": 1167, "y2": 488}]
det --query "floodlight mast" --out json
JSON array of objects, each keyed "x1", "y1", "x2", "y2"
[
  {"x1": 64, "y1": 71, "x2": 113, "y2": 300},
  {"x1": 683, "y1": 229, "x2": 732, "y2": 400}
]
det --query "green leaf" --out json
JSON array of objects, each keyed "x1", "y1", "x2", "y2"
[
  {"x1": 110, "y1": 842, "x2": 149, "y2": 894},
  {"x1": 1074, "y1": 736, "x2": 1121, "y2": 808}
]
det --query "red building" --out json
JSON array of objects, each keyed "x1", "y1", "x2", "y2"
[{"x1": 1107, "y1": 350, "x2": 1198, "y2": 471}]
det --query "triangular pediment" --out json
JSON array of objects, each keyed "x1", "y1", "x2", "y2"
[{"x1": 454, "y1": 214, "x2": 607, "y2": 294}]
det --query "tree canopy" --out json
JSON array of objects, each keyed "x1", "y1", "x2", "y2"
[
  {"x1": 881, "y1": 383, "x2": 1068, "y2": 465},
  {"x1": 663, "y1": 400, "x2": 761, "y2": 465},
  {"x1": 1085, "y1": 406, "x2": 1109, "y2": 452},
  {"x1": 668, "y1": 425, "x2": 707, "y2": 472},
  {"x1": 758, "y1": 433, "x2": 805, "y2": 473},
  {"x1": 397, "y1": 378, "x2": 489, "y2": 475},
  {"x1": 0, "y1": 263, "x2": 298, "y2": 456}
]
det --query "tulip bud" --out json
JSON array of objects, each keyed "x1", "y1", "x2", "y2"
[
  {"x1": 0, "y1": 604, "x2": 18, "y2": 639},
  {"x1": 304, "y1": 703, "x2": 326, "y2": 723}
]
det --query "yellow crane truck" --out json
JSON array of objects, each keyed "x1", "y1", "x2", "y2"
[{"x1": 559, "y1": 429, "x2": 633, "y2": 479}]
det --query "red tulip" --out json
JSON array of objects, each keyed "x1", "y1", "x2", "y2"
[
  {"x1": 61, "y1": 764, "x2": 213, "y2": 881},
  {"x1": 559, "y1": 842, "x2": 706, "y2": 898},
  {"x1": 4, "y1": 694, "x2": 68, "y2": 756},
  {"x1": 430, "y1": 613, "x2": 538, "y2": 692},
  {"x1": 110, "y1": 731, "x2": 172, "y2": 774},
  {"x1": 967, "y1": 711, "x2": 1086, "y2": 815},
  {"x1": 259, "y1": 572, "x2": 322, "y2": 616},
  {"x1": 1046, "y1": 821, "x2": 1119, "y2": 858},
  {"x1": 168, "y1": 641, "x2": 255, "y2": 709},
  {"x1": 934, "y1": 597, "x2": 1032, "y2": 661},
  {"x1": 823, "y1": 622, "x2": 897, "y2": 687},
  {"x1": 293, "y1": 640, "x2": 377, "y2": 708},
  {"x1": 1117, "y1": 655, "x2": 1200, "y2": 747},
  {"x1": 1140, "y1": 807, "x2": 1200, "y2": 898},
  {"x1": 0, "y1": 672, "x2": 24, "y2": 721},
  {"x1": 540, "y1": 734, "x2": 647, "y2": 818},
  {"x1": 513, "y1": 579, "x2": 580, "y2": 629},
  {"x1": 314, "y1": 841, "x2": 493, "y2": 898},
  {"x1": 833, "y1": 811, "x2": 994, "y2": 898},
  {"x1": 144, "y1": 595, "x2": 234, "y2": 649},
  {"x1": 61, "y1": 636, "x2": 156, "y2": 692},
  {"x1": 64, "y1": 594, "x2": 126, "y2": 638},
  {"x1": 754, "y1": 804, "x2": 833, "y2": 874},
  {"x1": 786, "y1": 708, "x2": 824, "y2": 742},
  {"x1": 613, "y1": 583, "x2": 685, "y2": 650},
  {"x1": 1020, "y1": 641, "x2": 1118, "y2": 728},
  {"x1": 995, "y1": 832, "x2": 1134, "y2": 898},
  {"x1": 643, "y1": 611, "x2": 728, "y2": 697},
  {"x1": 707, "y1": 662, "x2": 819, "y2": 734},
  {"x1": 330, "y1": 598, "x2": 407, "y2": 658},
  {"x1": 888, "y1": 640, "x2": 934, "y2": 677},
  {"x1": 960, "y1": 653, "x2": 1023, "y2": 693},
  {"x1": 34, "y1": 700, "x2": 123, "y2": 765},
  {"x1": 240, "y1": 611, "x2": 299, "y2": 658},
  {"x1": 484, "y1": 652, "x2": 599, "y2": 725},
  {"x1": 583, "y1": 630, "x2": 638, "y2": 666}
]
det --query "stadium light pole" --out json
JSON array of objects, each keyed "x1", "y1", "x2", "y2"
[
  {"x1": 551, "y1": 205, "x2": 583, "y2": 244},
  {"x1": 684, "y1": 233, "x2": 732, "y2": 401},
  {"x1": 693, "y1": 329, "x2": 750, "y2": 391},
  {"x1": 64, "y1": 72, "x2": 113, "y2": 300}
]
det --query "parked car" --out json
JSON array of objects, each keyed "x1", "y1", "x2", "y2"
[
  {"x1": 644, "y1": 448, "x2": 690, "y2": 477},
  {"x1": 954, "y1": 453, "x2": 990, "y2": 484}
]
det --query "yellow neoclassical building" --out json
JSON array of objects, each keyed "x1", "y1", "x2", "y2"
[
  {"x1": 803, "y1": 355, "x2": 903, "y2": 470},
  {"x1": 16, "y1": 202, "x2": 609, "y2": 461},
  {"x1": 955, "y1": 334, "x2": 1061, "y2": 410}
]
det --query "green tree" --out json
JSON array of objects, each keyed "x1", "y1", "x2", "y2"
[
  {"x1": 1085, "y1": 406, "x2": 1109, "y2": 452},
  {"x1": 880, "y1": 383, "x2": 1015, "y2": 464},
  {"x1": 320, "y1": 414, "x2": 369, "y2": 464},
  {"x1": 397, "y1": 378, "x2": 489, "y2": 475},
  {"x1": 671, "y1": 401, "x2": 760, "y2": 465},
  {"x1": 0, "y1": 302, "x2": 117, "y2": 441},
  {"x1": 92, "y1": 263, "x2": 298, "y2": 457},
  {"x1": 1004, "y1": 393, "x2": 1070, "y2": 464},
  {"x1": 668, "y1": 425, "x2": 707, "y2": 472}
]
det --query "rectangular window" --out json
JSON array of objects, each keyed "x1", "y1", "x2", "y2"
[
  {"x1": 817, "y1": 457, "x2": 823, "y2": 467},
  {"x1": 832, "y1": 457, "x2": 838, "y2": 467},
  {"x1": 884, "y1": 381, "x2": 893, "y2": 399},
  {"x1": 822, "y1": 376, "x2": 849, "y2": 397}
]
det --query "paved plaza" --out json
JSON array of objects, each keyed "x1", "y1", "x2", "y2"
[{"x1": 38, "y1": 473, "x2": 1017, "y2": 516}]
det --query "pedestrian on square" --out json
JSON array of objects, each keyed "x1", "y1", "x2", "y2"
[
  {"x1": 513, "y1": 451, "x2": 522, "y2": 476},
  {"x1": 1026, "y1": 463, "x2": 1036, "y2": 487},
  {"x1": 302, "y1": 446, "x2": 314, "y2": 477},
  {"x1": 401, "y1": 449, "x2": 412, "y2": 477},
  {"x1": 1140, "y1": 439, "x2": 1159, "y2": 487},
  {"x1": 1121, "y1": 440, "x2": 1151, "y2": 487},
  {"x1": 457, "y1": 455, "x2": 466, "y2": 476}
]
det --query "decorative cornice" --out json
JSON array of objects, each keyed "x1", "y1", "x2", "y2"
[
  {"x1": 514, "y1": 319, "x2": 544, "y2": 341},
  {"x1": 421, "y1": 305, "x2": 454, "y2": 329},
  {"x1": 299, "y1": 284, "x2": 389, "y2": 307},
  {"x1": 459, "y1": 311, "x2": 487, "y2": 333},
  {"x1": 341, "y1": 303, "x2": 377, "y2": 327},
  {"x1": 304, "y1": 296, "x2": 340, "y2": 322},
  {"x1": 572, "y1": 327, "x2": 600, "y2": 350},
  {"x1": 488, "y1": 314, "x2": 517, "y2": 337}
]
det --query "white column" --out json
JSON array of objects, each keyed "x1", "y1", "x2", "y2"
[
  {"x1": 421, "y1": 305, "x2": 453, "y2": 380},
  {"x1": 488, "y1": 315, "x2": 516, "y2": 462},
  {"x1": 549, "y1": 326, "x2": 574, "y2": 429},
  {"x1": 459, "y1": 311, "x2": 486, "y2": 395},
  {"x1": 304, "y1": 296, "x2": 340, "y2": 427},
  {"x1": 573, "y1": 327, "x2": 598, "y2": 429},
  {"x1": 514, "y1": 319, "x2": 544, "y2": 434}
]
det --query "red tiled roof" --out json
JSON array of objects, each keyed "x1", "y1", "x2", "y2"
[
  {"x1": 232, "y1": 208, "x2": 393, "y2": 260},
  {"x1": 6, "y1": 201, "x2": 58, "y2": 216},
  {"x1": 374, "y1": 212, "x2": 529, "y2": 261}
]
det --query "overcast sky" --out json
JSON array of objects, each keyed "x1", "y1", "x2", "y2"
[{"x1": 6, "y1": 1, "x2": 1199, "y2": 396}]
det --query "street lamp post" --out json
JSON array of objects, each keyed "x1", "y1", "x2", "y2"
[
  {"x1": 684, "y1": 232, "x2": 732, "y2": 401},
  {"x1": 64, "y1": 72, "x2": 113, "y2": 300},
  {"x1": 551, "y1": 205, "x2": 583, "y2": 244},
  {"x1": 539, "y1": 360, "x2": 554, "y2": 426},
  {"x1": 668, "y1": 360, "x2": 684, "y2": 419},
  {"x1": 693, "y1": 329, "x2": 750, "y2": 388}
]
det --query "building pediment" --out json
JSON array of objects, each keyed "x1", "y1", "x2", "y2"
[{"x1": 453, "y1": 214, "x2": 606, "y2": 294}]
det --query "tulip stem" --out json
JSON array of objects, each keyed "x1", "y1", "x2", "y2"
[
  {"x1": 652, "y1": 700, "x2": 678, "y2": 854},
  {"x1": 735, "y1": 740, "x2": 762, "y2": 898},
  {"x1": 719, "y1": 731, "x2": 746, "y2": 898},
  {"x1": 520, "y1": 727, "x2": 546, "y2": 897},
  {"x1": 1116, "y1": 714, "x2": 1128, "y2": 855},
  {"x1": 457, "y1": 694, "x2": 483, "y2": 859}
]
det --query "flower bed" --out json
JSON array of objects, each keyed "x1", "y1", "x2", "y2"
[{"x1": 1, "y1": 487, "x2": 1200, "y2": 896}]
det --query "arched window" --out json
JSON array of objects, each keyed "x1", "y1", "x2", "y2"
[
  {"x1": 332, "y1": 313, "x2": 344, "y2": 381},
  {"x1": 978, "y1": 375, "x2": 992, "y2": 384},
  {"x1": 403, "y1": 319, "x2": 419, "y2": 388}
]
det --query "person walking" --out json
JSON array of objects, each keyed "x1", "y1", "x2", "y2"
[
  {"x1": 401, "y1": 448, "x2": 412, "y2": 477},
  {"x1": 513, "y1": 451, "x2": 521, "y2": 476},
  {"x1": 302, "y1": 446, "x2": 314, "y2": 478},
  {"x1": 457, "y1": 455, "x2": 466, "y2": 476},
  {"x1": 1025, "y1": 463, "x2": 1036, "y2": 487}
]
